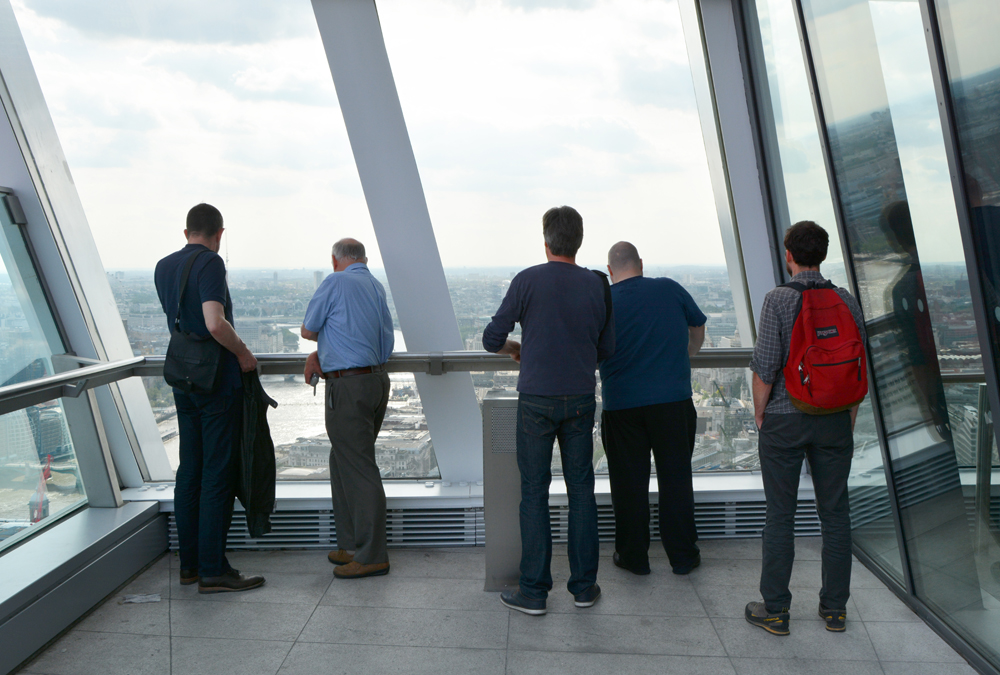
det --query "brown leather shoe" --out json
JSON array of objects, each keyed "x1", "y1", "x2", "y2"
[
  {"x1": 327, "y1": 549, "x2": 354, "y2": 566},
  {"x1": 179, "y1": 568, "x2": 199, "y2": 585},
  {"x1": 333, "y1": 560, "x2": 390, "y2": 579}
]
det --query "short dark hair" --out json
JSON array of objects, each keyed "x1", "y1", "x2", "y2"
[
  {"x1": 542, "y1": 206, "x2": 583, "y2": 257},
  {"x1": 186, "y1": 203, "x2": 224, "y2": 237},
  {"x1": 784, "y1": 220, "x2": 828, "y2": 267}
]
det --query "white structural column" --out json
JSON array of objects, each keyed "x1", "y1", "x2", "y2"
[
  {"x1": 312, "y1": 0, "x2": 483, "y2": 482},
  {"x1": 679, "y1": 0, "x2": 781, "y2": 340}
]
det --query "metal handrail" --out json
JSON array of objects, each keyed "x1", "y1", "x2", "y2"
[
  {"x1": 2, "y1": 348, "x2": 985, "y2": 418},
  {"x1": 0, "y1": 356, "x2": 146, "y2": 416},
  {"x1": 0, "y1": 349, "x2": 758, "y2": 416}
]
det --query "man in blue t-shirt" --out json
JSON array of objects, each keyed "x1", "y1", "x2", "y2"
[
  {"x1": 155, "y1": 203, "x2": 263, "y2": 594},
  {"x1": 483, "y1": 206, "x2": 614, "y2": 616},
  {"x1": 599, "y1": 241, "x2": 706, "y2": 576}
]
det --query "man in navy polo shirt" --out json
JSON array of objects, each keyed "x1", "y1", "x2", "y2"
[
  {"x1": 483, "y1": 206, "x2": 615, "y2": 615},
  {"x1": 599, "y1": 241, "x2": 706, "y2": 576},
  {"x1": 155, "y1": 203, "x2": 263, "y2": 594}
]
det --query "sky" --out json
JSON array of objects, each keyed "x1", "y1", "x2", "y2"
[{"x1": 10, "y1": 0, "x2": 730, "y2": 273}]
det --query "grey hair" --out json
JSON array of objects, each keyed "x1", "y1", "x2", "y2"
[
  {"x1": 608, "y1": 241, "x2": 641, "y2": 274},
  {"x1": 332, "y1": 239, "x2": 366, "y2": 261},
  {"x1": 542, "y1": 206, "x2": 583, "y2": 257}
]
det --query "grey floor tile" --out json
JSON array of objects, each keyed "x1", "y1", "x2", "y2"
[
  {"x1": 507, "y1": 612, "x2": 726, "y2": 656},
  {"x1": 507, "y1": 650, "x2": 735, "y2": 674},
  {"x1": 170, "y1": 599, "x2": 316, "y2": 641},
  {"x1": 225, "y1": 550, "x2": 334, "y2": 575},
  {"x1": 694, "y1": 585, "x2": 858, "y2": 622},
  {"x1": 277, "y1": 642, "x2": 505, "y2": 675},
  {"x1": 74, "y1": 594, "x2": 170, "y2": 636},
  {"x1": 24, "y1": 632, "x2": 169, "y2": 675},
  {"x1": 730, "y1": 657, "x2": 883, "y2": 674},
  {"x1": 851, "y1": 587, "x2": 919, "y2": 622},
  {"x1": 169, "y1": 572, "x2": 332, "y2": 606},
  {"x1": 297, "y1": 605, "x2": 508, "y2": 649},
  {"x1": 689, "y1": 558, "x2": 764, "y2": 587},
  {"x1": 542, "y1": 578, "x2": 706, "y2": 617},
  {"x1": 865, "y1": 621, "x2": 966, "y2": 663},
  {"x1": 698, "y1": 538, "x2": 765, "y2": 561},
  {"x1": 711, "y1": 617, "x2": 877, "y2": 660},
  {"x1": 387, "y1": 549, "x2": 485, "y2": 580},
  {"x1": 320, "y1": 575, "x2": 500, "y2": 612},
  {"x1": 880, "y1": 663, "x2": 978, "y2": 675},
  {"x1": 171, "y1": 637, "x2": 293, "y2": 675}
]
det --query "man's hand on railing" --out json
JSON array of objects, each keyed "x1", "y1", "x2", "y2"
[
  {"x1": 498, "y1": 339, "x2": 521, "y2": 363},
  {"x1": 304, "y1": 351, "x2": 322, "y2": 385}
]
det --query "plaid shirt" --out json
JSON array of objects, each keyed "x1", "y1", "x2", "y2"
[{"x1": 749, "y1": 270, "x2": 867, "y2": 414}]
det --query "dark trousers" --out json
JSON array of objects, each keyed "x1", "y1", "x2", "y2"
[
  {"x1": 601, "y1": 398, "x2": 699, "y2": 572},
  {"x1": 174, "y1": 388, "x2": 242, "y2": 578},
  {"x1": 516, "y1": 393, "x2": 599, "y2": 600},
  {"x1": 759, "y1": 410, "x2": 853, "y2": 612},
  {"x1": 325, "y1": 372, "x2": 390, "y2": 565}
]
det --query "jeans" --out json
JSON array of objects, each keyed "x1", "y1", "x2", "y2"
[
  {"x1": 601, "y1": 398, "x2": 699, "y2": 571},
  {"x1": 174, "y1": 387, "x2": 242, "y2": 578},
  {"x1": 516, "y1": 393, "x2": 599, "y2": 599},
  {"x1": 758, "y1": 410, "x2": 853, "y2": 612}
]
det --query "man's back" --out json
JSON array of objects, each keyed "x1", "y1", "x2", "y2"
[
  {"x1": 303, "y1": 264, "x2": 394, "y2": 372},
  {"x1": 483, "y1": 261, "x2": 612, "y2": 396},
  {"x1": 599, "y1": 276, "x2": 706, "y2": 411}
]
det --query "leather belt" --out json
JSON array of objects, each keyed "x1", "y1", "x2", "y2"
[{"x1": 323, "y1": 364, "x2": 385, "y2": 379}]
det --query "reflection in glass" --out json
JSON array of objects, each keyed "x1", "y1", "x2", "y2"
[
  {"x1": 934, "y1": 0, "x2": 1000, "y2": 663},
  {"x1": 0, "y1": 402, "x2": 86, "y2": 550},
  {"x1": 801, "y1": 0, "x2": 984, "y2": 632}
]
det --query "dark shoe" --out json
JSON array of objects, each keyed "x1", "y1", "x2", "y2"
[
  {"x1": 672, "y1": 553, "x2": 701, "y2": 575},
  {"x1": 574, "y1": 584, "x2": 601, "y2": 608},
  {"x1": 500, "y1": 589, "x2": 547, "y2": 616},
  {"x1": 745, "y1": 601, "x2": 790, "y2": 635},
  {"x1": 819, "y1": 604, "x2": 846, "y2": 632},
  {"x1": 179, "y1": 569, "x2": 199, "y2": 586},
  {"x1": 613, "y1": 551, "x2": 650, "y2": 576},
  {"x1": 198, "y1": 569, "x2": 265, "y2": 594},
  {"x1": 334, "y1": 561, "x2": 390, "y2": 579},
  {"x1": 327, "y1": 549, "x2": 354, "y2": 566}
]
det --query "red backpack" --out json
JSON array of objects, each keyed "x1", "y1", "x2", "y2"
[{"x1": 782, "y1": 280, "x2": 868, "y2": 414}]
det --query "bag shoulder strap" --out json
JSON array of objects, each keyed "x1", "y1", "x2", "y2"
[
  {"x1": 592, "y1": 269, "x2": 613, "y2": 335},
  {"x1": 174, "y1": 249, "x2": 206, "y2": 333},
  {"x1": 780, "y1": 279, "x2": 836, "y2": 293}
]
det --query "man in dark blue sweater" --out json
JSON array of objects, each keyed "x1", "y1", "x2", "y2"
[{"x1": 483, "y1": 206, "x2": 615, "y2": 615}]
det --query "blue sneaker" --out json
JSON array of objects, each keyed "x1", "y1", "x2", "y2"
[
  {"x1": 574, "y1": 584, "x2": 601, "y2": 608},
  {"x1": 500, "y1": 589, "x2": 547, "y2": 615}
]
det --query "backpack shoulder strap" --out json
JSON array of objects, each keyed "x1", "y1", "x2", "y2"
[
  {"x1": 592, "y1": 270, "x2": 613, "y2": 334},
  {"x1": 174, "y1": 250, "x2": 205, "y2": 333},
  {"x1": 780, "y1": 281, "x2": 809, "y2": 293},
  {"x1": 780, "y1": 279, "x2": 836, "y2": 293}
]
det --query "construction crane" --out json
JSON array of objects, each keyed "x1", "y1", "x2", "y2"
[{"x1": 712, "y1": 380, "x2": 731, "y2": 408}]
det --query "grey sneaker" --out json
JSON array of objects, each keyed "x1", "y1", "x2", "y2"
[
  {"x1": 500, "y1": 589, "x2": 547, "y2": 616},
  {"x1": 819, "y1": 604, "x2": 846, "y2": 632},
  {"x1": 574, "y1": 584, "x2": 601, "y2": 608},
  {"x1": 744, "y1": 601, "x2": 790, "y2": 635}
]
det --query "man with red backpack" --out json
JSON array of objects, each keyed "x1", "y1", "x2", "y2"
[{"x1": 745, "y1": 220, "x2": 867, "y2": 636}]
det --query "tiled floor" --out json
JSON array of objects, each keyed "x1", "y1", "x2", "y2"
[{"x1": 19, "y1": 538, "x2": 976, "y2": 675}]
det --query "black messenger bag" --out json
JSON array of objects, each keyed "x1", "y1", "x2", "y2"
[{"x1": 163, "y1": 250, "x2": 223, "y2": 395}]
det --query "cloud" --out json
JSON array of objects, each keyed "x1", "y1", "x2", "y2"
[
  {"x1": 617, "y1": 58, "x2": 696, "y2": 109},
  {"x1": 21, "y1": 0, "x2": 314, "y2": 44},
  {"x1": 501, "y1": 0, "x2": 598, "y2": 9}
]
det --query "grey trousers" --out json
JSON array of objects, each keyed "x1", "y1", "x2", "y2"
[{"x1": 325, "y1": 371, "x2": 390, "y2": 564}]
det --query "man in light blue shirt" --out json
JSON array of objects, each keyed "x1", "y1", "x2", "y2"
[{"x1": 302, "y1": 238, "x2": 394, "y2": 579}]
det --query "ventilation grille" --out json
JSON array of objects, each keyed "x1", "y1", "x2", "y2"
[
  {"x1": 167, "y1": 498, "x2": 821, "y2": 549},
  {"x1": 490, "y1": 407, "x2": 517, "y2": 453}
]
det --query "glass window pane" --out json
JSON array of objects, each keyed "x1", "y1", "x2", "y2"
[
  {"x1": 11, "y1": 1, "x2": 443, "y2": 479},
  {"x1": 378, "y1": 0, "x2": 744, "y2": 350},
  {"x1": 800, "y1": 0, "x2": 985, "y2": 636},
  {"x1": 0, "y1": 400, "x2": 87, "y2": 551}
]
